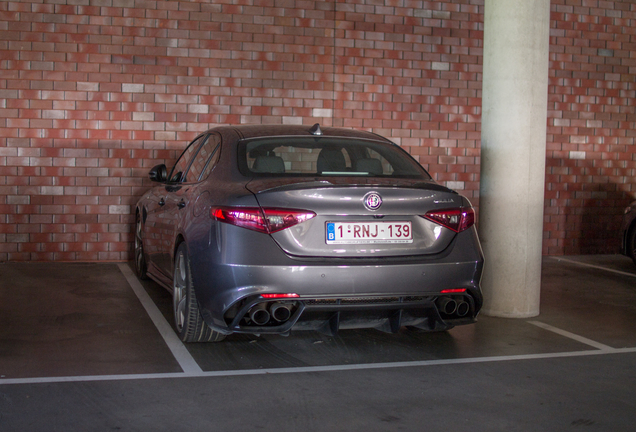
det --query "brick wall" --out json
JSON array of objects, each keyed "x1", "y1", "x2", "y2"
[
  {"x1": 546, "y1": 0, "x2": 636, "y2": 254},
  {"x1": 0, "y1": 0, "x2": 634, "y2": 262},
  {"x1": 0, "y1": 0, "x2": 484, "y2": 261}
]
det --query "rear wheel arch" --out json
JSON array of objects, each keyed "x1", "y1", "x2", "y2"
[
  {"x1": 172, "y1": 242, "x2": 225, "y2": 342},
  {"x1": 172, "y1": 234, "x2": 186, "y2": 268},
  {"x1": 171, "y1": 235, "x2": 200, "y2": 306}
]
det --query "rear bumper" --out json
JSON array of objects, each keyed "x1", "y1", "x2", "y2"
[
  {"x1": 221, "y1": 292, "x2": 479, "y2": 336},
  {"x1": 190, "y1": 226, "x2": 483, "y2": 335}
]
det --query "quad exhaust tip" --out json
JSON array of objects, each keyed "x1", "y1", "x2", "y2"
[
  {"x1": 456, "y1": 299, "x2": 470, "y2": 317},
  {"x1": 437, "y1": 297, "x2": 457, "y2": 315},
  {"x1": 436, "y1": 296, "x2": 470, "y2": 318},
  {"x1": 270, "y1": 303, "x2": 292, "y2": 322},
  {"x1": 249, "y1": 304, "x2": 270, "y2": 326},
  {"x1": 247, "y1": 296, "x2": 469, "y2": 327},
  {"x1": 248, "y1": 302, "x2": 294, "y2": 326}
]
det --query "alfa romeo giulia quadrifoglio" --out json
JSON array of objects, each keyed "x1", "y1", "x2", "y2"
[{"x1": 134, "y1": 124, "x2": 484, "y2": 342}]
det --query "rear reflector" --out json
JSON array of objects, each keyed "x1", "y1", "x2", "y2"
[
  {"x1": 441, "y1": 288, "x2": 467, "y2": 294},
  {"x1": 422, "y1": 207, "x2": 475, "y2": 233},
  {"x1": 261, "y1": 293, "x2": 300, "y2": 299},
  {"x1": 211, "y1": 207, "x2": 316, "y2": 234}
]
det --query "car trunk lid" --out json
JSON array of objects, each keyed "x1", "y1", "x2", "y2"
[{"x1": 246, "y1": 178, "x2": 466, "y2": 258}]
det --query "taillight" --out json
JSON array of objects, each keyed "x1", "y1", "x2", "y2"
[
  {"x1": 211, "y1": 207, "x2": 316, "y2": 234},
  {"x1": 211, "y1": 207, "x2": 268, "y2": 233},
  {"x1": 423, "y1": 207, "x2": 475, "y2": 233},
  {"x1": 262, "y1": 208, "x2": 316, "y2": 233}
]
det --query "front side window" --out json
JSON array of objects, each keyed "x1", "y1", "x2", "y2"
[{"x1": 238, "y1": 137, "x2": 430, "y2": 179}]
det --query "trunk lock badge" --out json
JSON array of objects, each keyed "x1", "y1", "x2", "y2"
[{"x1": 364, "y1": 192, "x2": 383, "y2": 211}]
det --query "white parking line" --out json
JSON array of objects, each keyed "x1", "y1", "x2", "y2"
[
  {"x1": 4, "y1": 260, "x2": 633, "y2": 387},
  {"x1": 528, "y1": 321, "x2": 615, "y2": 350},
  {"x1": 117, "y1": 263, "x2": 203, "y2": 374},
  {"x1": 549, "y1": 256, "x2": 636, "y2": 278},
  {"x1": 2, "y1": 347, "x2": 636, "y2": 386}
]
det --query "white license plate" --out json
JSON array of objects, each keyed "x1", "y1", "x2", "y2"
[{"x1": 326, "y1": 221, "x2": 413, "y2": 244}]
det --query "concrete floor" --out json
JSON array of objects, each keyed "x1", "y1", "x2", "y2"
[{"x1": 1, "y1": 256, "x2": 635, "y2": 431}]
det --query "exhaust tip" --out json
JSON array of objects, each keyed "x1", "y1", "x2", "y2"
[
  {"x1": 270, "y1": 303, "x2": 292, "y2": 322},
  {"x1": 249, "y1": 305, "x2": 270, "y2": 326},
  {"x1": 456, "y1": 300, "x2": 470, "y2": 317},
  {"x1": 437, "y1": 297, "x2": 457, "y2": 315}
]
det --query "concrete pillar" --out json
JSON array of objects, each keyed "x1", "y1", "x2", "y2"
[{"x1": 478, "y1": 0, "x2": 551, "y2": 318}]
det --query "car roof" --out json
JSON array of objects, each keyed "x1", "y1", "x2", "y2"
[{"x1": 205, "y1": 124, "x2": 394, "y2": 144}]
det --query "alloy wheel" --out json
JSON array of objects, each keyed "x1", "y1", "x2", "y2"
[{"x1": 173, "y1": 251, "x2": 187, "y2": 333}]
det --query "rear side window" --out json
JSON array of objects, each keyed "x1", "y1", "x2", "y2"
[
  {"x1": 238, "y1": 137, "x2": 429, "y2": 179},
  {"x1": 187, "y1": 133, "x2": 221, "y2": 182},
  {"x1": 169, "y1": 135, "x2": 208, "y2": 183}
]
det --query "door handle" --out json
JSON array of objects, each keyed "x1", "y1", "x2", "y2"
[
  {"x1": 159, "y1": 198, "x2": 165, "y2": 206},
  {"x1": 177, "y1": 200, "x2": 186, "y2": 209}
]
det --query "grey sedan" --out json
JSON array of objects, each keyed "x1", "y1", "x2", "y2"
[{"x1": 134, "y1": 124, "x2": 484, "y2": 342}]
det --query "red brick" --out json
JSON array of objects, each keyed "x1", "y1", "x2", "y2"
[{"x1": 0, "y1": 0, "x2": 632, "y2": 260}]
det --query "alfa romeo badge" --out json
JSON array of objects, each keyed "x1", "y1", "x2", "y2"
[{"x1": 363, "y1": 192, "x2": 382, "y2": 211}]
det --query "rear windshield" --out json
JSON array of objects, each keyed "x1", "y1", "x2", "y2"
[{"x1": 237, "y1": 137, "x2": 431, "y2": 179}]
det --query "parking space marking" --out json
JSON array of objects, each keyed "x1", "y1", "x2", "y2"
[
  {"x1": 117, "y1": 263, "x2": 202, "y2": 374},
  {"x1": 528, "y1": 320, "x2": 615, "y2": 350},
  {"x1": 4, "y1": 259, "x2": 632, "y2": 386},
  {"x1": 2, "y1": 347, "x2": 636, "y2": 386},
  {"x1": 549, "y1": 256, "x2": 636, "y2": 278}
]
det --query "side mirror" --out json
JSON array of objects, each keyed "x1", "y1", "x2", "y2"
[{"x1": 149, "y1": 164, "x2": 167, "y2": 182}]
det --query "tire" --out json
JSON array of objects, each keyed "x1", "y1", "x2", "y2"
[
  {"x1": 173, "y1": 243, "x2": 225, "y2": 342},
  {"x1": 627, "y1": 225, "x2": 636, "y2": 267},
  {"x1": 134, "y1": 212, "x2": 149, "y2": 280}
]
